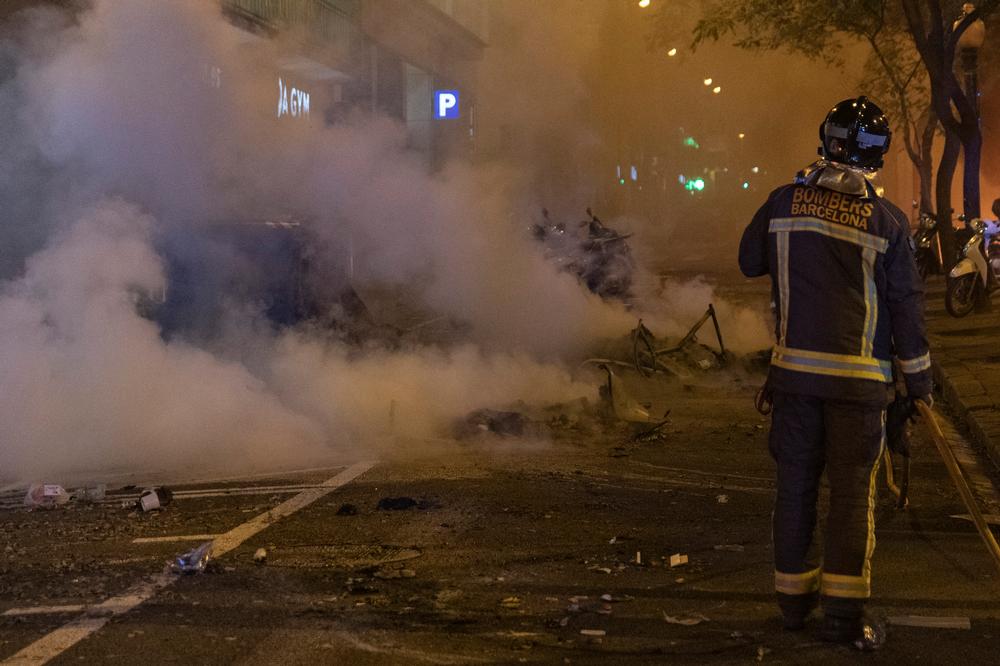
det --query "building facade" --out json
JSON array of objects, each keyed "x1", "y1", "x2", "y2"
[
  {"x1": 0, "y1": 0, "x2": 488, "y2": 168},
  {"x1": 221, "y1": 0, "x2": 487, "y2": 168}
]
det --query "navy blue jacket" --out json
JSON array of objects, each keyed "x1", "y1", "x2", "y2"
[{"x1": 740, "y1": 182, "x2": 932, "y2": 403}]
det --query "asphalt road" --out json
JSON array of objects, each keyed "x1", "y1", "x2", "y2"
[{"x1": 1, "y1": 272, "x2": 999, "y2": 664}]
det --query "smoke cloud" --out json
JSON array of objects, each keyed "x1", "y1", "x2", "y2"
[{"x1": 0, "y1": 0, "x2": 768, "y2": 484}]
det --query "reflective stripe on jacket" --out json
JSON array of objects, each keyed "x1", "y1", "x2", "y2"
[{"x1": 739, "y1": 182, "x2": 932, "y2": 402}]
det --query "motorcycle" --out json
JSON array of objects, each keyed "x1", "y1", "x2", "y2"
[
  {"x1": 579, "y1": 209, "x2": 635, "y2": 301},
  {"x1": 532, "y1": 208, "x2": 635, "y2": 302},
  {"x1": 945, "y1": 216, "x2": 1000, "y2": 317},
  {"x1": 913, "y1": 211, "x2": 940, "y2": 279}
]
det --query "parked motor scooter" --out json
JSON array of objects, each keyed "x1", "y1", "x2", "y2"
[
  {"x1": 913, "y1": 211, "x2": 940, "y2": 279},
  {"x1": 945, "y1": 217, "x2": 1000, "y2": 317}
]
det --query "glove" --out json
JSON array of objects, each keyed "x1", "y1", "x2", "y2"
[{"x1": 886, "y1": 394, "x2": 917, "y2": 457}]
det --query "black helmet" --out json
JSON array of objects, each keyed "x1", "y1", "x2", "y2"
[{"x1": 818, "y1": 96, "x2": 892, "y2": 169}]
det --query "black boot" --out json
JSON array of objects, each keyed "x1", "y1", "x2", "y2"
[
  {"x1": 778, "y1": 592, "x2": 817, "y2": 631},
  {"x1": 820, "y1": 614, "x2": 886, "y2": 651}
]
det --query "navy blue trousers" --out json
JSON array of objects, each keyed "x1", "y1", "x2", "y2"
[{"x1": 769, "y1": 392, "x2": 885, "y2": 619}]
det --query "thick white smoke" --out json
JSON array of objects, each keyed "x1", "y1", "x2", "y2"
[
  {"x1": 0, "y1": 199, "x2": 327, "y2": 480},
  {"x1": 0, "y1": 0, "x2": 767, "y2": 483}
]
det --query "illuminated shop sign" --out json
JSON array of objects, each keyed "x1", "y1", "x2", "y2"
[
  {"x1": 434, "y1": 89, "x2": 459, "y2": 119},
  {"x1": 277, "y1": 77, "x2": 310, "y2": 119}
]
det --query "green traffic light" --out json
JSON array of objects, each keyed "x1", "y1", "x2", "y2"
[{"x1": 683, "y1": 177, "x2": 706, "y2": 192}]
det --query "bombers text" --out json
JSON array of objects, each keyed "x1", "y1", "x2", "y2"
[{"x1": 790, "y1": 187, "x2": 874, "y2": 230}]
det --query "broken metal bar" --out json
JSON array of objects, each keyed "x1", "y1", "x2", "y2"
[
  {"x1": 657, "y1": 304, "x2": 726, "y2": 357},
  {"x1": 708, "y1": 303, "x2": 726, "y2": 357}
]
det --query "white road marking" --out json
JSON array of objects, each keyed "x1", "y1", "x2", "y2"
[
  {"x1": 1, "y1": 461, "x2": 377, "y2": 665},
  {"x1": 887, "y1": 615, "x2": 971, "y2": 629},
  {"x1": 131, "y1": 534, "x2": 219, "y2": 544},
  {"x1": 2, "y1": 606, "x2": 86, "y2": 617},
  {"x1": 0, "y1": 483, "x2": 330, "y2": 509},
  {"x1": 0, "y1": 484, "x2": 333, "y2": 510}
]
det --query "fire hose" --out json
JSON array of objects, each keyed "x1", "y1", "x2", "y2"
[{"x1": 914, "y1": 400, "x2": 1000, "y2": 574}]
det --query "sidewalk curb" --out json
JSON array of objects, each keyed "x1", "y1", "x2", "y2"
[{"x1": 933, "y1": 358, "x2": 1000, "y2": 470}]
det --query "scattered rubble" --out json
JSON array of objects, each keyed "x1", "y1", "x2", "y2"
[
  {"x1": 73, "y1": 485, "x2": 106, "y2": 503},
  {"x1": 138, "y1": 487, "x2": 173, "y2": 512},
  {"x1": 376, "y1": 497, "x2": 418, "y2": 511},
  {"x1": 173, "y1": 541, "x2": 212, "y2": 575},
  {"x1": 23, "y1": 484, "x2": 71, "y2": 508},
  {"x1": 253, "y1": 548, "x2": 267, "y2": 565},
  {"x1": 455, "y1": 409, "x2": 527, "y2": 438},
  {"x1": 373, "y1": 567, "x2": 416, "y2": 580},
  {"x1": 335, "y1": 503, "x2": 359, "y2": 516},
  {"x1": 376, "y1": 496, "x2": 440, "y2": 511},
  {"x1": 599, "y1": 365, "x2": 665, "y2": 424},
  {"x1": 343, "y1": 576, "x2": 377, "y2": 595},
  {"x1": 669, "y1": 553, "x2": 688, "y2": 567},
  {"x1": 662, "y1": 611, "x2": 710, "y2": 626}
]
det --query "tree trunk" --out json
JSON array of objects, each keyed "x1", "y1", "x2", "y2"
[
  {"x1": 962, "y1": 129, "x2": 983, "y2": 220},
  {"x1": 919, "y1": 113, "x2": 936, "y2": 215},
  {"x1": 936, "y1": 126, "x2": 961, "y2": 271}
]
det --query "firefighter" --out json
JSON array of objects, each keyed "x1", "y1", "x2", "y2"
[{"x1": 739, "y1": 96, "x2": 932, "y2": 650}]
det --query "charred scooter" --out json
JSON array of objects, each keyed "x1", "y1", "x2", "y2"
[
  {"x1": 945, "y1": 217, "x2": 1000, "y2": 317},
  {"x1": 578, "y1": 208, "x2": 635, "y2": 301},
  {"x1": 532, "y1": 208, "x2": 635, "y2": 302}
]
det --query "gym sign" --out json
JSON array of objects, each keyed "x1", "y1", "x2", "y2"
[{"x1": 277, "y1": 77, "x2": 310, "y2": 119}]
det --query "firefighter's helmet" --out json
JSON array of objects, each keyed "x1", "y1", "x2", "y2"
[{"x1": 818, "y1": 96, "x2": 892, "y2": 170}]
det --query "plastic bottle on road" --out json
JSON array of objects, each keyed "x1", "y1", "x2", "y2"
[{"x1": 173, "y1": 541, "x2": 213, "y2": 574}]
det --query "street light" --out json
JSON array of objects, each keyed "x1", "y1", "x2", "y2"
[
  {"x1": 712, "y1": 86, "x2": 722, "y2": 94},
  {"x1": 667, "y1": 48, "x2": 677, "y2": 57},
  {"x1": 703, "y1": 78, "x2": 713, "y2": 86},
  {"x1": 638, "y1": 0, "x2": 650, "y2": 7}
]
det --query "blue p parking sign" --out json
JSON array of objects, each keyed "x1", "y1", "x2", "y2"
[{"x1": 434, "y1": 90, "x2": 460, "y2": 119}]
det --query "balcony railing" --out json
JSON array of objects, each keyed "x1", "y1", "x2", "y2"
[
  {"x1": 222, "y1": 0, "x2": 360, "y2": 63},
  {"x1": 222, "y1": 0, "x2": 359, "y2": 30}
]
